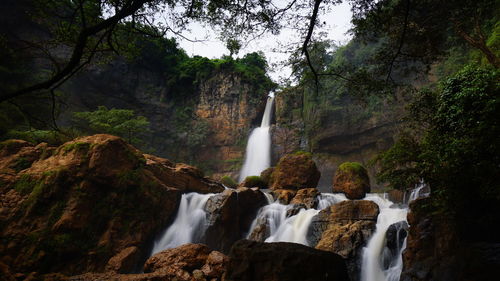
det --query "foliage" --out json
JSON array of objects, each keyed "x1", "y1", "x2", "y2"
[
  {"x1": 73, "y1": 106, "x2": 149, "y2": 145},
  {"x1": 374, "y1": 65, "x2": 500, "y2": 240}
]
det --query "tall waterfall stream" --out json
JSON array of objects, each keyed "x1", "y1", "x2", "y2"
[{"x1": 239, "y1": 94, "x2": 274, "y2": 182}]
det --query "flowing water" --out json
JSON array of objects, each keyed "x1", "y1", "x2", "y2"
[
  {"x1": 151, "y1": 192, "x2": 213, "y2": 255},
  {"x1": 239, "y1": 95, "x2": 274, "y2": 181},
  {"x1": 247, "y1": 192, "x2": 347, "y2": 246},
  {"x1": 361, "y1": 186, "x2": 429, "y2": 281}
]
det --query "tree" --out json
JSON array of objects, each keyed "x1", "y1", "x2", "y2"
[
  {"x1": 73, "y1": 106, "x2": 150, "y2": 145},
  {"x1": 0, "y1": 0, "x2": 333, "y2": 102},
  {"x1": 374, "y1": 65, "x2": 500, "y2": 240}
]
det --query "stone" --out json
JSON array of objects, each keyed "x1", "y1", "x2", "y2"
[
  {"x1": 387, "y1": 189, "x2": 405, "y2": 204},
  {"x1": 290, "y1": 188, "x2": 319, "y2": 209},
  {"x1": 270, "y1": 152, "x2": 320, "y2": 190},
  {"x1": 307, "y1": 200, "x2": 379, "y2": 280},
  {"x1": 382, "y1": 221, "x2": 408, "y2": 270},
  {"x1": 201, "y1": 251, "x2": 230, "y2": 278},
  {"x1": 144, "y1": 243, "x2": 211, "y2": 274},
  {"x1": 332, "y1": 162, "x2": 370, "y2": 199},
  {"x1": 259, "y1": 167, "x2": 274, "y2": 187},
  {"x1": 204, "y1": 188, "x2": 267, "y2": 253},
  {"x1": 225, "y1": 240, "x2": 350, "y2": 281},
  {"x1": 105, "y1": 246, "x2": 140, "y2": 273},
  {"x1": 239, "y1": 176, "x2": 266, "y2": 189},
  {"x1": 271, "y1": 189, "x2": 296, "y2": 204}
]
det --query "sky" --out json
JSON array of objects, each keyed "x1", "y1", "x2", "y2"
[{"x1": 172, "y1": 2, "x2": 353, "y2": 82}]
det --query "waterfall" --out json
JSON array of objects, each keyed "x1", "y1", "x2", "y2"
[
  {"x1": 265, "y1": 208, "x2": 320, "y2": 245},
  {"x1": 246, "y1": 193, "x2": 346, "y2": 245},
  {"x1": 151, "y1": 192, "x2": 213, "y2": 255},
  {"x1": 361, "y1": 185, "x2": 429, "y2": 281},
  {"x1": 239, "y1": 95, "x2": 274, "y2": 182}
]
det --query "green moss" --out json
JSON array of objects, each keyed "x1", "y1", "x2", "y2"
[
  {"x1": 62, "y1": 142, "x2": 90, "y2": 154},
  {"x1": 243, "y1": 176, "x2": 265, "y2": 188},
  {"x1": 14, "y1": 174, "x2": 37, "y2": 195},
  {"x1": 338, "y1": 162, "x2": 367, "y2": 174},
  {"x1": 12, "y1": 157, "x2": 33, "y2": 172},
  {"x1": 0, "y1": 139, "x2": 21, "y2": 151},
  {"x1": 117, "y1": 169, "x2": 142, "y2": 187},
  {"x1": 294, "y1": 150, "x2": 312, "y2": 157},
  {"x1": 221, "y1": 176, "x2": 238, "y2": 188}
]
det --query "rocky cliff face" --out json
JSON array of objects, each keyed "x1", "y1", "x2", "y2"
[
  {"x1": 195, "y1": 73, "x2": 266, "y2": 178},
  {"x1": 60, "y1": 60, "x2": 269, "y2": 178},
  {"x1": 273, "y1": 87, "x2": 402, "y2": 192}
]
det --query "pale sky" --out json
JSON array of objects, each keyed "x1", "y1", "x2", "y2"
[{"x1": 172, "y1": 2, "x2": 353, "y2": 82}]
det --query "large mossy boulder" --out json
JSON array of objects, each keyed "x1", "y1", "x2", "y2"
[
  {"x1": 332, "y1": 162, "x2": 370, "y2": 199},
  {"x1": 226, "y1": 239, "x2": 350, "y2": 281},
  {"x1": 0, "y1": 134, "x2": 223, "y2": 276},
  {"x1": 270, "y1": 152, "x2": 320, "y2": 190}
]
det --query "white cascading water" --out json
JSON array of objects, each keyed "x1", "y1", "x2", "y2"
[
  {"x1": 151, "y1": 192, "x2": 213, "y2": 255},
  {"x1": 247, "y1": 192, "x2": 347, "y2": 246},
  {"x1": 361, "y1": 185, "x2": 429, "y2": 281},
  {"x1": 239, "y1": 94, "x2": 274, "y2": 182}
]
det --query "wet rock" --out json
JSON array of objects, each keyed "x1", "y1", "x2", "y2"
[
  {"x1": 271, "y1": 189, "x2": 296, "y2": 204},
  {"x1": 382, "y1": 221, "x2": 408, "y2": 270},
  {"x1": 290, "y1": 188, "x2": 319, "y2": 209},
  {"x1": 239, "y1": 176, "x2": 266, "y2": 189},
  {"x1": 226, "y1": 239, "x2": 350, "y2": 281},
  {"x1": 204, "y1": 188, "x2": 267, "y2": 253},
  {"x1": 260, "y1": 167, "x2": 274, "y2": 187},
  {"x1": 144, "y1": 243, "x2": 211, "y2": 274},
  {"x1": 201, "y1": 251, "x2": 230, "y2": 278},
  {"x1": 307, "y1": 200, "x2": 379, "y2": 280},
  {"x1": 332, "y1": 162, "x2": 370, "y2": 199},
  {"x1": 270, "y1": 152, "x2": 320, "y2": 190},
  {"x1": 105, "y1": 246, "x2": 140, "y2": 273},
  {"x1": 387, "y1": 189, "x2": 406, "y2": 204}
]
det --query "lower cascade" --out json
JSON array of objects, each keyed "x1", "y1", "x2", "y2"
[
  {"x1": 148, "y1": 185, "x2": 426, "y2": 280},
  {"x1": 151, "y1": 192, "x2": 213, "y2": 255}
]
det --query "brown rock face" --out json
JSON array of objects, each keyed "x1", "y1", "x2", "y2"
[
  {"x1": 271, "y1": 189, "x2": 297, "y2": 204},
  {"x1": 270, "y1": 152, "x2": 320, "y2": 190},
  {"x1": 332, "y1": 162, "x2": 371, "y2": 199},
  {"x1": 290, "y1": 188, "x2": 320, "y2": 209},
  {"x1": 195, "y1": 72, "x2": 269, "y2": 175},
  {"x1": 72, "y1": 244, "x2": 229, "y2": 281},
  {"x1": 307, "y1": 200, "x2": 379, "y2": 280},
  {"x1": 144, "y1": 244, "x2": 211, "y2": 274},
  {"x1": 0, "y1": 134, "x2": 223, "y2": 276},
  {"x1": 105, "y1": 246, "x2": 140, "y2": 274},
  {"x1": 225, "y1": 240, "x2": 350, "y2": 281},
  {"x1": 204, "y1": 188, "x2": 267, "y2": 252}
]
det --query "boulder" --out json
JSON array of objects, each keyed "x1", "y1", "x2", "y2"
[
  {"x1": 240, "y1": 176, "x2": 266, "y2": 189},
  {"x1": 144, "y1": 243, "x2": 211, "y2": 274},
  {"x1": 290, "y1": 188, "x2": 319, "y2": 209},
  {"x1": 307, "y1": 200, "x2": 379, "y2": 280},
  {"x1": 204, "y1": 188, "x2": 267, "y2": 252},
  {"x1": 260, "y1": 167, "x2": 275, "y2": 187},
  {"x1": 387, "y1": 189, "x2": 406, "y2": 204},
  {"x1": 332, "y1": 162, "x2": 370, "y2": 199},
  {"x1": 105, "y1": 246, "x2": 140, "y2": 273},
  {"x1": 0, "y1": 134, "x2": 214, "y2": 275},
  {"x1": 382, "y1": 221, "x2": 408, "y2": 270},
  {"x1": 144, "y1": 155, "x2": 224, "y2": 194},
  {"x1": 201, "y1": 250, "x2": 230, "y2": 278},
  {"x1": 225, "y1": 239, "x2": 350, "y2": 281},
  {"x1": 270, "y1": 152, "x2": 320, "y2": 190},
  {"x1": 271, "y1": 189, "x2": 296, "y2": 204}
]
